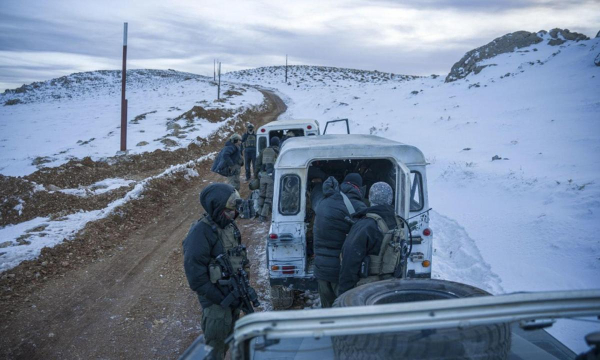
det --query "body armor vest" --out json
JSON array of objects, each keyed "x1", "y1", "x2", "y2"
[
  {"x1": 201, "y1": 216, "x2": 247, "y2": 272},
  {"x1": 262, "y1": 147, "x2": 277, "y2": 165},
  {"x1": 356, "y1": 213, "x2": 405, "y2": 286},
  {"x1": 245, "y1": 133, "x2": 257, "y2": 148}
]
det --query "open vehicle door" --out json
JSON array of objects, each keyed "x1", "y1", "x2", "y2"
[{"x1": 323, "y1": 118, "x2": 350, "y2": 134}]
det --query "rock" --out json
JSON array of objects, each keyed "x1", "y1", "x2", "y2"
[
  {"x1": 596, "y1": 30, "x2": 600, "y2": 38},
  {"x1": 41, "y1": 261, "x2": 48, "y2": 267},
  {"x1": 81, "y1": 157, "x2": 95, "y2": 167},
  {"x1": 136, "y1": 141, "x2": 149, "y2": 147},
  {"x1": 61, "y1": 261, "x2": 69, "y2": 267},
  {"x1": 167, "y1": 123, "x2": 181, "y2": 131},
  {"x1": 0, "y1": 241, "x2": 12, "y2": 248},
  {"x1": 7, "y1": 273, "x2": 16, "y2": 278},
  {"x1": 446, "y1": 29, "x2": 589, "y2": 82},
  {"x1": 595, "y1": 53, "x2": 600, "y2": 67},
  {"x1": 463, "y1": 148, "x2": 471, "y2": 151},
  {"x1": 492, "y1": 155, "x2": 502, "y2": 161},
  {"x1": 47, "y1": 184, "x2": 61, "y2": 191},
  {"x1": 161, "y1": 138, "x2": 178, "y2": 147}
]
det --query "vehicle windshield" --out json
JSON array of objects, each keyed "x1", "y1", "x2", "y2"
[{"x1": 248, "y1": 322, "x2": 575, "y2": 359}]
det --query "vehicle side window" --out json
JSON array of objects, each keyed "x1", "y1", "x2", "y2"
[
  {"x1": 279, "y1": 174, "x2": 301, "y2": 215},
  {"x1": 410, "y1": 171, "x2": 424, "y2": 212},
  {"x1": 258, "y1": 136, "x2": 267, "y2": 153}
]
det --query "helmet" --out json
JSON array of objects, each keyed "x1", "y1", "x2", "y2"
[
  {"x1": 230, "y1": 133, "x2": 242, "y2": 143},
  {"x1": 247, "y1": 123, "x2": 255, "y2": 129}
]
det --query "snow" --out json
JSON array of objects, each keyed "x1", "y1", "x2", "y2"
[
  {"x1": 57, "y1": 178, "x2": 136, "y2": 197},
  {"x1": 0, "y1": 34, "x2": 598, "y2": 352},
  {"x1": 0, "y1": 69, "x2": 263, "y2": 176},
  {"x1": 224, "y1": 37, "x2": 600, "y2": 351},
  {"x1": 0, "y1": 153, "x2": 215, "y2": 272}
]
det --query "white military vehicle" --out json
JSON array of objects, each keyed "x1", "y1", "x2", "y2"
[
  {"x1": 267, "y1": 134, "x2": 432, "y2": 307},
  {"x1": 255, "y1": 119, "x2": 320, "y2": 157}
]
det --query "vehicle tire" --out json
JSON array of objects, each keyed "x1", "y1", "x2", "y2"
[
  {"x1": 332, "y1": 279, "x2": 511, "y2": 360},
  {"x1": 270, "y1": 285, "x2": 294, "y2": 310}
]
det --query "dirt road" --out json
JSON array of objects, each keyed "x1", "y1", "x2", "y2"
[{"x1": 0, "y1": 90, "x2": 286, "y2": 359}]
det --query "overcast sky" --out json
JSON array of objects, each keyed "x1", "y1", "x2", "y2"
[{"x1": 0, "y1": 0, "x2": 598, "y2": 91}]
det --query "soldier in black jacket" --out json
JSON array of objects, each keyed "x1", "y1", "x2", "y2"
[
  {"x1": 241, "y1": 123, "x2": 257, "y2": 181},
  {"x1": 338, "y1": 181, "x2": 397, "y2": 296},
  {"x1": 311, "y1": 173, "x2": 367, "y2": 307},
  {"x1": 183, "y1": 183, "x2": 249, "y2": 360}
]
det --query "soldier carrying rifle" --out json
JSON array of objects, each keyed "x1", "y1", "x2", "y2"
[{"x1": 183, "y1": 183, "x2": 260, "y2": 360}]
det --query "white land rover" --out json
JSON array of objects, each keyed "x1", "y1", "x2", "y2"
[
  {"x1": 255, "y1": 119, "x2": 320, "y2": 157},
  {"x1": 267, "y1": 134, "x2": 432, "y2": 307}
]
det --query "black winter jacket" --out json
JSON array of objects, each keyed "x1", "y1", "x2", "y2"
[
  {"x1": 311, "y1": 176, "x2": 367, "y2": 283},
  {"x1": 211, "y1": 140, "x2": 242, "y2": 176},
  {"x1": 183, "y1": 184, "x2": 239, "y2": 308},
  {"x1": 338, "y1": 204, "x2": 397, "y2": 295}
]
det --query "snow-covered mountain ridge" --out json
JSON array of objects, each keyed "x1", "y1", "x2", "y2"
[{"x1": 1, "y1": 69, "x2": 208, "y2": 105}]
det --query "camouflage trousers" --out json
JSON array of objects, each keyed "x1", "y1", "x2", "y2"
[
  {"x1": 257, "y1": 173, "x2": 274, "y2": 217},
  {"x1": 318, "y1": 280, "x2": 339, "y2": 308},
  {"x1": 201, "y1": 304, "x2": 240, "y2": 360},
  {"x1": 227, "y1": 165, "x2": 241, "y2": 191}
]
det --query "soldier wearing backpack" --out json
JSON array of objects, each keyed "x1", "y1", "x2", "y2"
[
  {"x1": 338, "y1": 181, "x2": 407, "y2": 295},
  {"x1": 254, "y1": 136, "x2": 280, "y2": 222},
  {"x1": 241, "y1": 123, "x2": 257, "y2": 182}
]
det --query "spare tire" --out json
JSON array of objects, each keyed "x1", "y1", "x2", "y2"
[{"x1": 332, "y1": 279, "x2": 511, "y2": 360}]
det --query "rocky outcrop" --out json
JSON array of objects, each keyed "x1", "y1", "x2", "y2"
[
  {"x1": 546, "y1": 28, "x2": 589, "y2": 45},
  {"x1": 445, "y1": 29, "x2": 590, "y2": 82},
  {"x1": 595, "y1": 53, "x2": 600, "y2": 67}
]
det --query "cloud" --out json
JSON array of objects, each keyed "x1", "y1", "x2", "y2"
[{"x1": 0, "y1": 0, "x2": 599, "y2": 91}]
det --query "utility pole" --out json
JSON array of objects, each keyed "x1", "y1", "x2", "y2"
[
  {"x1": 120, "y1": 22, "x2": 128, "y2": 152},
  {"x1": 217, "y1": 62, "x2": 222, "y2": 100},
  {"x1": 213, "y1": 59, "x2": 216, "y2": 81},
  {"x1": 285, "y1": 54, "x2": 288, "y2": 83}
]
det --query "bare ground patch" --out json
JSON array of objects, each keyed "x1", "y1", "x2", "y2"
[{"x1": 0, "y1": 90, "x2": 286, "y2": 359}]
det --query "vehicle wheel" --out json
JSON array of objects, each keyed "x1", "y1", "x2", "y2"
[
  {"x1": 332, "y1": 279, "x2": 511, "y2": 360},
  {"x1": 270, "y1": 285, "x2": 294, "y2": 309}
]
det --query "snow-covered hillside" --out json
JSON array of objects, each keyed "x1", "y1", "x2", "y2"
[
  {"x1": 0, "y1": 69, "x2": 263, "y2": 176},
  {"x1": 224, "y1": 31, "x2": 600, "y2": 351}
]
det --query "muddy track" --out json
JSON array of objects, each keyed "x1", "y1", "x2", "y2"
[{"x1": 0, "y1": 90, "x2": 287, "y2": 359}]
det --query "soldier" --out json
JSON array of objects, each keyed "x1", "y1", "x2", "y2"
[
  {"x1": 183, "y1": 183, "x2": 250, "y2": 360},
  {"x1": 241, "y1": 123, "x2": 257, "y2": 182},
  {"x1": 310, "y1": 173, "x2": 367, "y2": 307},
  {"x1": 212, "y1": 133, "x2": 243, "y2": 191},
  {"x1": 255, "y1": 136, "x2": 280, "y2": 222},
  {"x1": 338, "y1": 181, "x2": 404, "y2": 296}
]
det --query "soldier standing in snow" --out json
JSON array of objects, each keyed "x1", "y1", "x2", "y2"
[
  {"x1": 310, "y1": 173, "x2": 367, "y2": 307},
  {"x1": 338, "y1": 182, "x2": 404, "y2": 295},
  {"x1": 241, "y1": 123, "x2": 257, "y2": 182},
  {"x1": 254, "y1": 136, "x2": 280, "y2": 222},
  {"x1": 183, "y1": 183, "x2": 251, "y2": 360},
  {"x1": 211, "y1": 134, "x2": 244, "y2": 191}
]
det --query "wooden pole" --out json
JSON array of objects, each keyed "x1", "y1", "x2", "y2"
[
  {"x1": 213, "y1": 59, "x2": 216, "y2": 81},
  {"x1": 217, "y1": 62, "x2": 221, "y2": 100},
  {"x1": 120, "y1": 22, "x2": 128, "y2": 152},
  {"x1": 285, "y1": 54, "x2": 288, "y2": 83}
]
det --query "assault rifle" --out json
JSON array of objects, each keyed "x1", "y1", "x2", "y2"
[{"x1": 216, "y1": 252, "x2": 260, "y2": 314}]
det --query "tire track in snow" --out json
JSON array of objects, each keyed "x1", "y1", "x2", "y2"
[{"x1": 431, "y1": 210, "x2": 505, "y2": 295}]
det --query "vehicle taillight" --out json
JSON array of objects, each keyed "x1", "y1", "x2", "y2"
[
  {"x1": 307, "y1": 125, "x2": 312, "y2": 130},
  {"x1": 423, "y1": 228, "x2": 432, "y2": 237},
  {"x1": 269, "y1": 233, "x2": 278, "y2": 240},
  {"x1": 261, "y1": 128, "x2": 266, "y2": 133},
  {"x1": 282, "y1": 265, "x2": 295, "y2": 274},
  {"x1": 271, "y1": 265, "x2": 280, "y2": 271}
]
